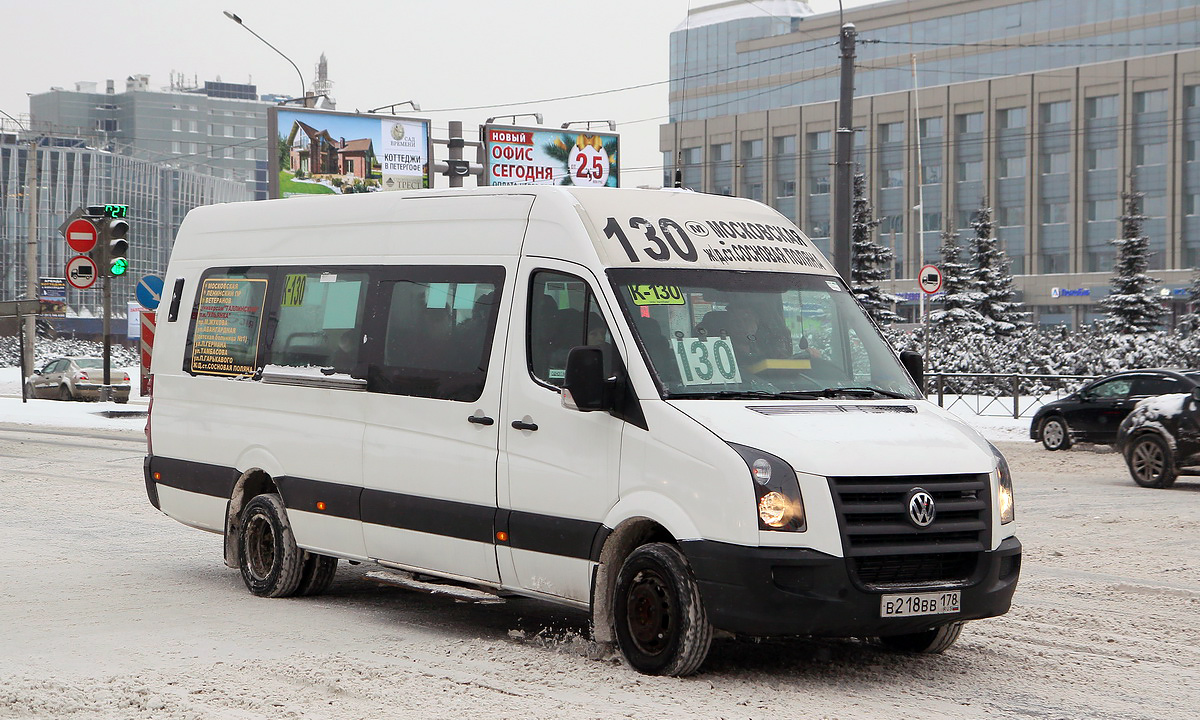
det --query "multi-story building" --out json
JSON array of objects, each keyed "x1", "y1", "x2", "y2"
[
  {"x1": 662, "y1": 0, "x2": 1200, "y2": 325},
  {"x1": 29, "y1": 74, "x2": 278, "y2": 201},
  {"x1": 0, "y1": 126, "x2": 251, "y2": 321}
]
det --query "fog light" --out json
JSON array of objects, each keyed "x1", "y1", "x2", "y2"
[{"x1": 758, "y1": 491, "x2": 790, "y2": 527}]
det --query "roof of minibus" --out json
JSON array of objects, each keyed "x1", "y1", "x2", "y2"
[{"x1": 171, "y1": 186, "x2": 837, "y2": 276}]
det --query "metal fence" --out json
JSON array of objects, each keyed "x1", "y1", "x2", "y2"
[{"x1": 925, "y1": 372, "x2": 1099, "y2": 419}]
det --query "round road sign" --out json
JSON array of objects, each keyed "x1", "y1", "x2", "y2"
[
  {"x1": 918, "y1": 264, "x2": 943, "y2": 294},
  {"x1": 136, "y1": 274, "x2": 164, "y2": 310},
  {"x1": 65, "y1": 218, "x2": 99, "y2": 254},
  {"x1": 66, "y1": 255, "x2": 99, "y2": 290}
]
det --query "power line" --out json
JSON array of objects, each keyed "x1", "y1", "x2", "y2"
[{"x1": 867, "y1": 38, "x2": 1200, "y2": 50}]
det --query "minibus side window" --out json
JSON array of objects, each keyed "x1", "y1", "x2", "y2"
[
  {"x1": 528, "y1": 271, "x2": 613, "y2": 388},
  {"x1": 367, "y1": 271, "x2": 502, "y2": 402},
  {"x1": 266, "y1": 270, "x2": 369, "y2": 373},
  {"x1": 183, "y1": 268, "x2": 271, "y2": 377}
]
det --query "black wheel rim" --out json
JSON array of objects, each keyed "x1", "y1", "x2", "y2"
[
  {"x1": 244, "y1": 513, "x2": 276, "y2": 581},
  {"x1": 625, "y1": 568, "x2": 675, "y2": 657},
  {"x1": 1132, "y1": 440, "x2": 1165, "y2": 482}
]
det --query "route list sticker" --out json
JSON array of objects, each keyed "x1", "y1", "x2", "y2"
[{"x1": 189, "y1": 278, "x2": 268, "y2": 376}]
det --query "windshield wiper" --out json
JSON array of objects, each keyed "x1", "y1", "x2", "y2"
[{"x1": 817, "y1": 386, "x2": 910, "y2": 400}]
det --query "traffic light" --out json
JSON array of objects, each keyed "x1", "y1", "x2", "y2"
[{"x1": 102, "y1": 216, "x2": 129, "y2": 276}]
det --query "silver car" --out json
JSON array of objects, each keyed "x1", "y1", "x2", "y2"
[{"x1": 26, "y1": 356, "x2": 131, "y2": 403}]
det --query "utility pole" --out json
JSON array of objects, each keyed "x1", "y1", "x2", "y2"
[
  {"x1": 23, "y1": 138, "x2": 38, "y2": 379},
  {"x1": 832, "y1": 23, "x2": 857, "y2": 282}
]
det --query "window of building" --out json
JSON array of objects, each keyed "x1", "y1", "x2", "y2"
[
  {"x1": 957, "y1": 160, "x2": 983, "y2": 182},
  {"x1": 811, "y1": 220, "x2": 830, "y2": 237},
  {"x1": 883, "y1": 169, "x2": 904, "y2": 188},
  {"x1": 921, "y1": 164, "x2": 943, "y2": 184},
  {"x1": 998, "y1": 156, "x2": 1025, "y2": 178},
  {"x1": 1040, "y1": 101, "x2": 1070, "y2": 124},
  {"x1": 955, "y1": 112, "x2": 983, "y2": 134},
  {"x1": 1135, "y1": 143, "x2": 1166, "y2": 166},
  {"x1": 922, "y1": 212, "x2": 943, "y2": 232},
  {"x1": 1087, "y1": 146, "x2": 1118, "y2": 170},
  {"x1": 189, "y1": 120, "x2": 198, "y2": 133},
  {"x1": 1186, "y1": 194, "x2": 1200, "y2": 216},
  {"x1": 879, "y1": 122, "x2": 904, "y2": 144},
  {"x1": 171, "y1": 141, "x2": 181, "y2": 154},
  {"x1": 919, "y1": 117, "x2": 943, "y2": 138},
  {"x1": 1188, "y1": 140, "x2": 1200, "y2": 163},
  {"x1": 1187, "y1": 86, "x2": 1200, "y2": 108},
  {"x1": 1134, "y1": 90, "x2": 1168, "y2": 114},
  {"x1": 711, "y1": 142, "x2": 732, "y2": 195},
  {"x1": 1087, "y1": 199, "x2": 1118, "y2": 222},
  {"x1": 1144, "y1": 195, "x2": 1166, "y2": 218},
  {"x1": 1042, "y1": 202, "x2": 1069, "y2": 224},
  {"x1": 171, "y1": 119, "x2": 181, "y2": 132},
  {"x1": 1041, "y1": 151, "x2": 1070, "y2": 175},
  {"x1": 807, "y1": 131, "x2": 831, "y2": 151},
  {"x1": 1085, "y1": 95, "x2": 1118, "y2": 120},
  {"x1": 997, "y1": 107, "x2": 1026, "y2": 129},
  {"x1": 810, "y1": 175, "x2": 830, "y2": 195},
  {"x1": 997, "y1": 206, "x2": 1024, "y2": 227}
]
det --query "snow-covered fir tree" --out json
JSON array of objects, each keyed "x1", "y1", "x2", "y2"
[
  {"x1": 1177, "y1": 268, "x2": 1200, "y2": 336},
  {"x1": 968, "y1": 204, "x2": 1026, "y2": 336},
  {"x1": 850, "y1": 173, "x2": 900, "y2": 325},
  {"x1": 928, "y1": 226, "x2": 983, "y2": 334},
  {"x1": 1101, "y1": 191, "x2": 1162, "y2": 333}
]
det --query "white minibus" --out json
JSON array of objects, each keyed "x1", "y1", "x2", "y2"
[{"x1": 145, "y1": 186, "x2": 1019, "y2": 676}]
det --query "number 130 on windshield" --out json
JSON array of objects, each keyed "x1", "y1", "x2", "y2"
[{"x1": 604, "y1": 216, "x2": 698, "y2": 263}]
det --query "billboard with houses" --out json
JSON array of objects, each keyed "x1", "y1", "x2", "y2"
[{"x1": 268, "y1": 107, "x2": 432, "y2": 198}]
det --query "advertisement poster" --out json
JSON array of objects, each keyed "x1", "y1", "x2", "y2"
[
  {"x1": 38, "y1": 277, "x2": 66, "y2": 317},
  {"x1": 483, "y1": 125, "x2": 619, "y2": 187},
  {"x1": 188, "y1": 278, "x2": 268, "y2": 376},
  {"x1": 127, "y1": 302, "x2": 144, "y2": 340},
  {"x1": 269, "y1": 107, "x2": 431, "y2": 198}
]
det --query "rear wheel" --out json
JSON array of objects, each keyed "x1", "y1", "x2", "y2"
[
  {"x1": 238, "y1": 493, "x2": 305, "y2": 597},
  {"x1": 880, "y1": 621, "x2": 965, "y2": 653},
  {"x1": 58, "y1": 385, "x2": 73, "y2": 402},
  {"x1": 613, "y1": 543, "x2": 712, "y2": 676},
  {"x1": 1126, "y1": 434, "x2": 1177, "y2": 489},
  {"x1": 295, "y1": 553, "x2": 338, "y2": 596},
  {"x1": 1039, "y1": 416, "x2": 1071, "y2": 450}
]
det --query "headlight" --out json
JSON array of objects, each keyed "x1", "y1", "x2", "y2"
[
  {"x1": 989, "y1": 443, "x2": 1016, "y2": 524},
  {"x1": 729, "y1": 443, "x2": 806, "y2": 532}
]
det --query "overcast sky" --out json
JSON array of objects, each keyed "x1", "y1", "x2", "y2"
[{"x1": 1, "y1": 0, "x2": 874, "y2": 187}]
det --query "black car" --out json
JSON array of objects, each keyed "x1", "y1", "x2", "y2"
[
  {"x1": 1117, "y1": 388, "x2": 1200, "y2": 488},
  {"x1": 1029, "y1": 369, "x2": 1200, "y2": 450}
]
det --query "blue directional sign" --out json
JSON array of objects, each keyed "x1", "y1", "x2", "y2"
[{"x1": 136, "y1": 274, "x2": 165, "y2": 310}]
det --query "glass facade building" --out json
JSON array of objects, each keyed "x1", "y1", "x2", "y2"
[{"x1": 662, "y1": 0, "x2": 1200, "y2": 325}]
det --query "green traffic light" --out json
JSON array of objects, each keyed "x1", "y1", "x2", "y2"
[{"x1": 110, "y1": 257, "x2": 128, "y2": 276}]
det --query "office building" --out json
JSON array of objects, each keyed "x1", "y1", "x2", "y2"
[{"x1": 662, "y1": 0, "x2": 1200, "y2": 325}]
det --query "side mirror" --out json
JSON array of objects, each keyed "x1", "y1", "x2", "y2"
[
  {"x1": 1191, "y1": 387, "x2": 1200, "y2": 402},
  {"x1": 562, "y1": 345, "x2": 612, "y2": 412},
  {"x1": 899, "y1": 350, "x2": 923, "y2": 392}
]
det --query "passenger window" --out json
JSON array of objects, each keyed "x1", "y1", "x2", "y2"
[
  {"x1": 1090, "y1": 378, "x2": 1132, "y2": 399},
  {"x1": 528, "y1": 271, "x2": 613, "y2": 388},
  {"x1": 368, "y1": 274, "x2": 501, "y2": 402},
  {"x1": 1130, "y1": 376, "x2": 1183, "y2": 397},
  {"x1": 268, "y1": 271, "x2": 368, "y2": 372},
  {"x1": 184, "y1": 269, "x2": 271, "y2": 377}
]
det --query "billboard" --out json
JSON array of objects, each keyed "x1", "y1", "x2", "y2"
[
  {"x1": 482, "y1": 125, "x2": 619, "y2": 187},
  {"x1": 268, "y1": 107, "x2": 432, "y2": 198},
  {"x1": 39, "y1": 277, "x2": 66, "y2": 317}
]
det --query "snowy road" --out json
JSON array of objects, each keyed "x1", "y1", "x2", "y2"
[{"x1": 1, "y1": 423, "x2": 1198, "y2": 719}]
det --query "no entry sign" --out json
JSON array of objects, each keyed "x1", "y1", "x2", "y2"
[{"x1": 65, "y1": 218, "x2": 98, "y2": 254}]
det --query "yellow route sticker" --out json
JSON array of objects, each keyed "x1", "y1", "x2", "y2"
[
  {"x1": 628, "y1": 284, "x2": 685, "y2": 305},
  {"x1": 283, "y1": 274, "x2": 307, "y2": 307}
]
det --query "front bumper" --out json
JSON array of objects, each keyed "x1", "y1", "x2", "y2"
[{"x1": 681, "y1": 536, "x2": 1021, "y2": 637}]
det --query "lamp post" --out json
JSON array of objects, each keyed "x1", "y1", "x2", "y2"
[
  {"x1": 2, "y1": 109, "x2": 37, "y2": 387},
  {"x1": 222, "y1": 11, "x2": 307, "y2": 105}
]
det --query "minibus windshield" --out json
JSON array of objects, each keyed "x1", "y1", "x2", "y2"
[{"x1": 608, "y1": 268, "x2": 921, "y2": 400}]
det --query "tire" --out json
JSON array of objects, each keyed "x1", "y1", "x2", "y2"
[
  {"x1": 1039, "y1": 416, "x2": 1071, "y2": 451},
  {"x1": 880, "y1": 621, "x2": 965, "y2": 653},
  {"x1": 1126, "y1": 434, "x2": 1178, "y2": 489},
  {"x1": 612, "y1": 543, "x2": 713, "y2": 676},
  {"x1": 295, "y1": 552, "x2": 338, "y2": 596},
  {"x1": 58, "y1": 385, "x2": 73, "y2": 402},
  {"x1": 238, "y1": 493, "x2": 305, "y2": 598}
]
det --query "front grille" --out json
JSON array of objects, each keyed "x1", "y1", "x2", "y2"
[{"x1": 827, "y1": 473, "x2": 991, "y2": 587}]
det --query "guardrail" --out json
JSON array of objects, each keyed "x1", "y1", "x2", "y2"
[{"x1": 925, "y1": 372, "x2": 1100, "y2": 419}]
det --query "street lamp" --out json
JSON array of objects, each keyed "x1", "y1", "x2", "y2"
[{"x1": 222, "y1": 11, "x2": 306, "y2": 105}]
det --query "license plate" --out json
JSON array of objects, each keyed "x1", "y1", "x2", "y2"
[{"x1": 880, "y1": 591, "x2": 961, "y2": 617}]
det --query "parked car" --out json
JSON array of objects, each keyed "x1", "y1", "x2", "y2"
[
  {"x1": 1029, "y1": 369, "x2": 1200, "y2": 450},
  {"x1": 1117, "y1": 389, "x2": 1200, "y2": 487},
  {"x1": 25, "y1": 356, "x2": 131, "y2": 403}
]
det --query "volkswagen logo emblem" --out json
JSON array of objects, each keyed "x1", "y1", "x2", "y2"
[{"x1": 907, "y1": 489, "x2": 936, "y2": 527}]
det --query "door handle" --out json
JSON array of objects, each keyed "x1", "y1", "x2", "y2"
[
  {"x1": 511, "y1": 420, "x2": 539, "y2": 431},
  {"x1": 467, "y1": 415, "x2": 495, "y2": 425}
]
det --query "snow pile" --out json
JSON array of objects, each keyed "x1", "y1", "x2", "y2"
[{"x1": 0, "y1": 335, "x2": 137, "y2": 369}]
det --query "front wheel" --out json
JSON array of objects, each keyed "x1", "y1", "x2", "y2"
[
  {"x1": 1039, "y1": 416, "x2": 1071, "y2": 451},
  {"x1": 879, "y1": 621, "x2": 965, "y2": 653},
  {"x1": 1126, "y1": 434, "x2": 1177, "y2": 488},
  {"x1": 613, "y1": 543, "x2": 712, "y2": 676},
  {"x1": 238, "y1": 493, "x2": 305, "y2": 597}
]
